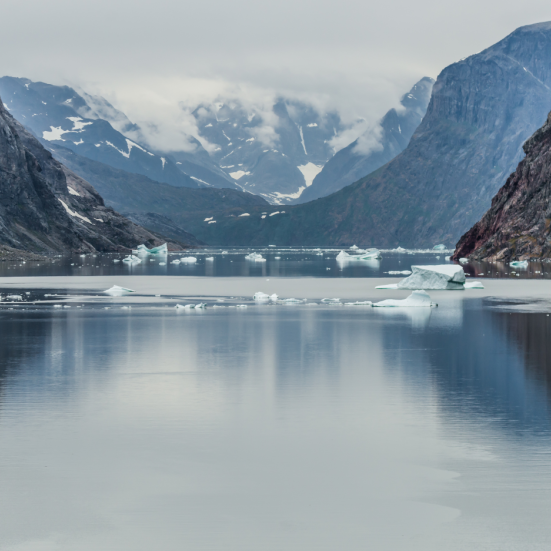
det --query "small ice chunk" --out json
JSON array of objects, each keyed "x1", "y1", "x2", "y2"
[
  {"x1": 275, "y1": 256, "x2": 281, "y2": 259},
  {"x1": 270, "y1": 293, "x2": 278, "y2": 301},
  {"x1": 395, "y1": 265, "x2": 465, "y2": 290},
  {"x1": 350, "y1": 245, "x2": 359, "y2": 250},
  {"x1": 53, "y1": 305, "x2": 62, "y2": 308},
  {"x1": 337, "y1": 249, "x2": 381, "y2": 261},
  {"x1": 7, "y1": 294, "x2": 22, "y2": 301},
  {"x1": 239, "y1": 213, "x2": 250, "y2": 217},
  {"x1": 206, "y1": 257, "x2": 214, "y2": 261},
  {"x1": 445, "y1": 256, "x2": 451, "y2": 261},
  {"x1": 344, "y1": 301, "x2": 373, "y2": 306},
  {"x1": 459, "y1": 258, "x2": 469, "y2": 264},
  {"x1": 433, "y1": 244, "x2": 446, "y2": 250},
  {"x1": 375, "y1": 284, "x2": 399, "y2": 289},
  {"x1": 181, "y1": 257, "x2": 197, "y2": 263},
  {"x1": 236, "y1": 304, "x2": 248, "y2": 308},
  {"x1": 321, "y1": 298, "x2": 340, "y2": 303},
  {"x1": 373, "y1": 290, "x2": 437, "y2": 308},
  {"x1": 387, "y1": 270, "x2": 412, "y2": 275},
  {"x1": 171, "y1": 259, "x2": 181, "y2": 264},
  {"x1": 104, "y1": 285, "x2": 136, "y2": 296},
  {"x1": 269, "y1": 245, "x2": 276, "y2": 247},
  {"x1": 392, "y1": 247, "x2": 407, "y2": 252},
  {"x1": 510, "y1": 260, "x2": 528, "y2": 268},
  {"x1": 279, "y1": 298, "x2": 305, "y2": 304},
  {"x1": 464, "y1": 280, "x2": 484, "y2": 289},
  {"x1": 221, "y1": 251, "x2": 228, "y2": 255},
  {"x1": 245, "y1": 252, "x2": 265, "y2": 261},
  {"x1": 159, "y1": 262, "x2": 166, "y2": 266},
  {"x1": 122, "y1": 255, "x2": 142, "y2": 263},
  {"x1": 195, "y1": 303, "x2": 207, "y2": 309},
  {"x1": 113, "y1": 259, "x2": 120, "y2": 263},
  {"x1": 253, "y1": 292, "x2": 270, "y2": 301}
]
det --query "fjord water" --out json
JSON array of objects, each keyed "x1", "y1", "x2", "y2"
[{"x1": 1, "y1": 296, "x2": 551, "y2": 550}]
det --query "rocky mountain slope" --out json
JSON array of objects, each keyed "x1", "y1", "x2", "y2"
[
  {"x1": 0, "y1": 77, "x2": 236, "y2": 190},
  {"x1": 0, "y1": 96, "x2": 174, "y2": 253},
  {"x1": 297, "y1": 77, "x2": 434, "y2": 203},
  {"x1": 192, "y1": 98, "x2": 345, "y2": 203},
  {"x1": 453, "y1": 111, "x2": 551, "y2": 261},
  {"x1": 48, "y1": 143, "x2": 268, "y2": 238},
  {"x1": 188, "y1": 22, "x2": 551, "y2": 247}
]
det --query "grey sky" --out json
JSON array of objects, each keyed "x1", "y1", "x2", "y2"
[{"x1": 2, "y1": 0, "x2": 551, "y2": 148}]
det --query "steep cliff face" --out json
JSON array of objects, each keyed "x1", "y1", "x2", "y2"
[
  {"x1": 297, "y1": 77, "x2": 434, "y2": 204},
  {"x1": 454, "y1": 111, "x2": 551, "y2": 261},
  {"x1": 0, "y1": 97, "x2": 170, "y2": 253},
  {"x1": 187, "y1": 22, "x2": 551, "y2": 247}
]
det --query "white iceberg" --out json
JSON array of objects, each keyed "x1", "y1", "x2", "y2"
[
  {"x1": 336, "y1": 249, "x2": 381, "y2": 261},
  {"x1": 510, "y1": 260, "x2": 528, "y2": 268},
  {"x1": 392, "y1": 247, "x2": 407, "y2": 252},
  {"x1": 464, "y1": 280, "x2": 484, "y2": 289},
  {"x1": 122, "y1": 255, "x2": 141, "y2": 264},
  {"x1": 245, "y1": 252, "x2": 266, "y2": 262},
  {"x1": 159, "y1": 262, "x2": 166, "y2": 266},
  {"x1": 7, "y1": 294, "x2": 22, "y2": 301},
  {"x1": 458, "y1": 258, "x2": 469, "y2": 264},
  {"x1": 171, "y1": 259, "x2": 181, "y2": 264},
  {"x1": 321, "y1": 298, "x2": 341, "y2": 303},
  {"x1": 137, "y1": 243, "x2": 168, "y2": 255},
  {"x1": 387, "y1": 270, "x2": 412, "y2": 275},
  {"x1": 104, "y1": 285, "x2": 136, "y2": 296},
  {"x1": 394, "y1": 265, "x2": 465, "y2": 290},
  {"x1": 350, "y1": 245, "x2": 359, "y2": 250},
  {"x1": 253, "y1": 292, "x2": 270, "y2": 301},
  {"x1": 195, "y1": 303, "x2": 207, "y2": 309},
  {"x1": 206, "y1": 257, "x2": 214, "y2": 261},
  {"x1": 433, "y1": 244, "x2": 446, "y2": 251},
  {"x1": 181, "y1": 256, "x2": 198, "y2": 263},
  {"x1": 279, "y1": 298, "x2": 306, "y2": 304},
  {"x1": 373, "y1": 290, "x2": 437, "y2": 308},
  {"x1": 113, "y1": 259, "x2": 120, "y2": 263}
]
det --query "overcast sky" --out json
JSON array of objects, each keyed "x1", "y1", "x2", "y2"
[{"x1": 2, "y1": 0, "x2": 551, "y2": 147}]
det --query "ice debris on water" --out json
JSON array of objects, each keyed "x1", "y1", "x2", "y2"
[
  {"x1": 386, "y1": 270, "x2": 412, "y2": 275},
  {"x1": 344, "y1": 301, "x2": 373, "y2": 306},
  {"x1": 253, "y1": 292, "x2": 278, "y2": 301},
  {"x1": 180, "y1": 257, "x2": 197, "y2": 263},
  {"x1": 510, "y1": 260, "x2": 528, "y2": 268},
  {"x1": 377, "y1": 265, "x2": 465, "y2": 290},
  {"x1": 373, "y1": 290, "x2": 437, "y2": 308},
  {"x1": 122, "y1": 255, "x2": 141, "y2": 264},
  {"x1": 104, "y1": 285, "x2": 136, "y2": 296},
  {"x1": 245, "y1": 252, "x2": 266, "y2": 262},
  {"x1": 464, "y1": 280, "x2": 484, "y2": 289},
  {"x1": 321, "y1": 298, "x2": 341, "y2": 303},
  {"x1": 6, "y1": 295, "x2": 22, "y2": 301},
  {"x1": 137, "y1": 243, "x2": 168, "y2": 255}
]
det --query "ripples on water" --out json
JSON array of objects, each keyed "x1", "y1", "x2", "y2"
[{"x1": 1, "y1": 297, "x2": 551, "y2": 550}]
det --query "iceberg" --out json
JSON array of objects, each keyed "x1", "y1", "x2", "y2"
[
  {"x1": 392, "y1": 247, "x2": 407, "y2": 252},
  {"x1": 337, "y1": 249, "x2": 381, "y2": 261},
  {"x1": 171, "y1": 259, "x2": 181, "y2": 264},
  {"x1": 136, "y1": 243, "x2": 168, "y2": 255},
  {"x1": 510, "y1": 260, "x2": 528, "y2": 268},
  {"x1": 206, "y1": 257, "x2": 214, "y2": 261},
  {"x1": 394, "y1": 265, "x2": 465, "y2": 290},
  {"x1": 104, "y1": 285, "x2": 136, "y2": 296},
  {"x1": 195, "y1": 303, "x2": 207, "y2": 309},
  {"x1": 375, "y1": 284, "x2": 399, "y2": 289},
  {"x1": 464, "y1": 280, "x2": 484, "y2": 289},
  {"x1": 7, "y1": 294, "x2": 22, "y2": 301},
  {"x1": 253, "y1": 292, "x2": 270, "y2": 301},
  {"x1": 350, "y1": 245, "x2": 359, "y2": 250},
  {"x1": 373, "y1": 290, "x2": 437, "y2": 308},
  {"x1": 387, "y1": 270, "x2": 412, "y2": 275},
  {"x1": 113, "y1": 259, "x2": 120, "y2": 263},
  {"x1": 122, "y1": 255, "x2": 141, "y2": 264},
  {"x1": 245, "y1": 252, "x2": 266, "y2": 262},
  {"x1": 279, "y1": 298, "x2": 306, "y2": 304},
  {"x1": 458, "y1": 258, "x2": 469, "y2": 264},
  {"x1": 433, "y1": 244, "x2": 446, "y2": 251},
  {"x1": 321, "y1": 298, "x2": 341, "y2": 303},
  {"x1": 181, "y1": 256, "x2": 197, "y2": 263},
  {"x1": 344, "y1": 301, "x2": 373, "y2": 306}
]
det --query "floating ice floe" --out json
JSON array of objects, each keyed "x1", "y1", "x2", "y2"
[
  {"x1": 159, "y1": 262, "x2": 166, "y2": 266},
  {"x1": 445, "y1": 256, "x2": 451, "y2": 261},
  {"x1": 6, "y1": 294, "x2": 22, "y2": 301},
  {"x1": 344, "y1": 301, "x2": 373, "y2": 306},
  {"x1": 373, "y1": 290, "x2": 437, "y2": 308},
  {"x1": 510, "y1": 260, "x2": 529, "y2": 268},
  {"x1": 53, "y1": 305, "x2": 62, "y2": 308},
  {"x1": 236, "y1": 304, "x2": 248, "y2": 308},
  {"x1": 113, "y1": 259, "x2": 120, "y2": 263},
  {"x1": 336, "y1": 249, "x2": 381, "y2": 261},
  {"x1": 464, "y1": 280, "x2": 484, "y2": 289},
  {"x1": 137, "y1": 243, "x2": 168, "y2": 255},
  {"x1": 253, "y1": 292, "x2": 278, "y2": 301},
  {"x1": 433, "y1": 244, "x2": 446, "y2": 251},
  {"x1": 458, "y1": 258, "x2": 469, "y2": 264},
  {"x1": 377, "y1": 265, "x2": 466, "y2": 290},
  {"x1": 171, "y1": 259, "x2": 181, "y2": 264},
  {"x1": 245, "y1": 252, "x2": 266, "y2": 262},
  {"x1": 221, "y1": 251, "x2": 228, "y2": 255},
  {"x1": 122, "y1": 255, "x2": 142, "y2": 264},
  {"x1": 386, "y1": 270, "x2": 412, "y2": 275},
  {"x1": 206, "y1": 257, "x2": 214, "y2": 261},
  {"x1": 180, "y1": 256, "x2": 198, "y2": 263},
  {"x1": 104, "y1": 285, "x2": 136, "y2": 296},
  {"x1": 279, "y1": 298, "x2": 306, "y2": 304},
  {"x1": 321, "y1": 298, "x2": 341, "y2": 303},
  {"x1": 392, "y1": 246, "x2": 407, "y2": 252}
]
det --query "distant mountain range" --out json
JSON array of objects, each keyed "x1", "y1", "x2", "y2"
[
  {"x1": 0, "y1": 77, "x2": 236, "y2": 190},
  {"x1": 0, "y1": 96, "x2": 171, "y2": 253},
  {"x1": 184, "y1": 22, "x2": 551, "y2": 247},
  {"x1": 297, "y1": 77, "x2": 434, "y2": 203}
]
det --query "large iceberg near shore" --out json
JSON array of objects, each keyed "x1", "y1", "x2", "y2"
[
  {"x1": 377, "y1": 265, "x2": 466, "y2": 290},
  {"x1": 137, "y1": 243, "x2": 168, "y2": 255},
  {"x1": 373, "y1": 290, "x2": 437, "y2": 308}
]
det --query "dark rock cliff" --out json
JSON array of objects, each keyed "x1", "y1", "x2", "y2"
[
  {"x1": 454, "y1": 111, "x2": 551, "y2": 261},
  {"x1": 0, "y1": 96, "x2": 172, "y2": 253}
]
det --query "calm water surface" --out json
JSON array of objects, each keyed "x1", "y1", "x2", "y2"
[{"x1": 1, "y1": 295, "x2": 551, "y2": 550}]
